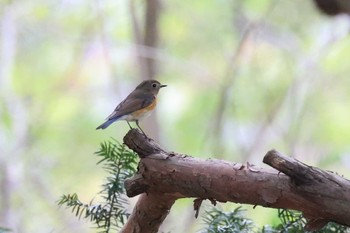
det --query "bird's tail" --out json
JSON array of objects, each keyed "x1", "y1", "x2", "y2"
[{"x1": 96, "y1": 118, "x2": 116, "y2": 130}]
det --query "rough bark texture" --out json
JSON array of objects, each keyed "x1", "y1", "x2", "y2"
[
  {"x1": 122, "y1": 129, "x2": 350, "y2": 233},
  {"x1": 120, "y1": 193, "x2": 176, "y2": 233}
]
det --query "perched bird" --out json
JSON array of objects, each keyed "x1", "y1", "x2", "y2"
[{"x1": 96, "y1": 80, "x2": 167, "y2": 135}]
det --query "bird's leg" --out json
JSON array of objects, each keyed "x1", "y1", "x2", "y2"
[
  {"x1": 126, "y1": 121, "x2": 133, "y2": 129},
  {"x1": 135, "y1": 120, "x2": 147, "y2": 137}
]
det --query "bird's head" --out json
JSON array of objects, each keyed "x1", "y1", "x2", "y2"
[{"x1": 136, "y1": 80, "x2": 167, "y2": 95}]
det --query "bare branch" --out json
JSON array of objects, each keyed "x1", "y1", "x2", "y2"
[
  {"x1": 120, "y1": 193, "x2": 177, "y2": 233},
  {"x1": 123, "y1": 129, "x2": 350, "y2": 232}
]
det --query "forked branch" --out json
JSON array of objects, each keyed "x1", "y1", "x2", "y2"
[{"x1": 121, "y1": 129, "x2": 350, "y2": 233}]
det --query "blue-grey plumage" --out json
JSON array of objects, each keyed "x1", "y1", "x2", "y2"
[
  {"x1": 96, "y1": 80, "x2": 166, "y2": 132},
  {"x1": 96, "y1": 117, "x2": 121, "y2": 130}
]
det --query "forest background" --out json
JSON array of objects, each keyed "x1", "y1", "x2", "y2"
[{"x1": 1, "y1": 0, "x2": 350, "y2": 232}]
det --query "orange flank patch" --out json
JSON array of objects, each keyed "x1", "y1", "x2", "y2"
[{"x1": 130, "y1": 99, "x2": 157, "y2": 120}]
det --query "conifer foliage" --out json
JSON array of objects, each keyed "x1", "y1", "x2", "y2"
[{"x1": 58, "y1": 139, "x2": 137, "y2": 232}]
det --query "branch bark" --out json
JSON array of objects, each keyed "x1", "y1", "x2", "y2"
[
  {"x1": 122, "y1": 129, "x2": 350, "y2": 232},
  {"x1": 120, "y1": 193, "x2": 176, "y2": 233}
]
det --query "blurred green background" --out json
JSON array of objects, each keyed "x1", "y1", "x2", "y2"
[{"x1": 1, "y1": 0, "x2": 350, "y2": 232}]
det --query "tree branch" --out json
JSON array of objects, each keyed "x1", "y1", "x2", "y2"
[
  {"x1": 123, "y1": 129, "x2": 350, "y2": 232},
  {"x1": 120, "y1": 193, "x2": 176, "y2": 233}
]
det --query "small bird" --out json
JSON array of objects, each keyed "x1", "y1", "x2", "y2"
[{"x1": 96, "y1": 79, "x2": 167, "y2": 135}]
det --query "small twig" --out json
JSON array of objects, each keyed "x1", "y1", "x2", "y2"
[{"x1": 193, "y1": 198, "x2": 204, "y2": 218}]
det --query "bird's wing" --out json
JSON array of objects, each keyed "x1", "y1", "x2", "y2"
[{"x1": 106, "y1": 92, "x2": 155, "y2": 120}]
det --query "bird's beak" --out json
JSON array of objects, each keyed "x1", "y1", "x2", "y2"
[{"x1": 160, "y1": 84, "x2": 167, "y2": 88}]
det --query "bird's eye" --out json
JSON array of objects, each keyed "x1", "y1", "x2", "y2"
[{"x1": 152, "y1": 83, "x2": 157, "y2": 88}]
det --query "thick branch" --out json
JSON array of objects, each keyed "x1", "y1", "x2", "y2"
[
  {"x1": 123, "y1": 129, "x2": 350, "y2": 232},
  {"x1": 120, "y1": 193, "x2": 176, "y2": 233},
  {"x1": 263, "y1": 149, "x2": 350, "y2": 230},
  {"x1": 123, "y1": 130, "x2": 166, "y2": 157}
]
